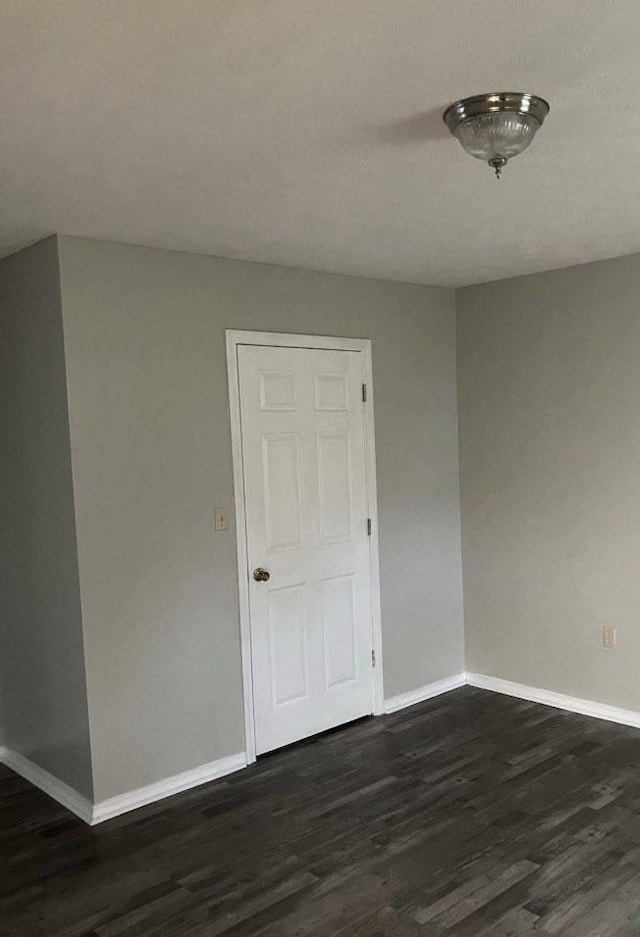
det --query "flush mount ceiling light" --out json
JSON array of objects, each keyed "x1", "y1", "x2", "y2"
[{"x1": 443, "y1": 92, "x2": 549, "y2": 178}]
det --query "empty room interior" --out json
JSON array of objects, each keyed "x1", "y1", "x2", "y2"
[{"x1": 5, "y1": 2, "x2": 640, "y2": 935}]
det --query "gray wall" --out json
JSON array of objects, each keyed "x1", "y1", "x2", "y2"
[
  {"x1": 0, "y1": 237, "x2": 93, "y2": 798},
  {"x1": 458, "y1": 252, "x2": 640, "y2": 713},
  {"x1": 58, "y1": 236, "x2": 464, "y2": 801}
]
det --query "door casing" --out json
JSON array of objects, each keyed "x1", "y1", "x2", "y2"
[{"x1": 226, "y1": 330, "x2": 384, "y2": 763}]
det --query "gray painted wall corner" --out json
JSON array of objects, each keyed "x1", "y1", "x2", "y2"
[
  {"x1": 457, "y1": 252, "x2": 640, "y2": 714},
  {"x1": 0, "y1": 236, "x2": 93, "y2": 799},
  {"x1": 58, "y1": 236, "x2": 465, "y2": 801}
]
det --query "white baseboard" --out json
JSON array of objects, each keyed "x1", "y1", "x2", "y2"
[
  {"x1": 91, "y1": 751, "x2": 247, "y2": 824},
  {"x1": 383, "y1": 672, "x2": 466, "y2": 714},
  {"x1": 7, "y1": 673, "x2": 640, "y2": 827},
  {"x1": 466, "y1": 672, "x2": 640, "y2": 731},
  {"x1": 0, "y1": 747, "x2": 93, "y2": 824},
  {"x1": 1, "y1": 746, "x2": 247, "y2": 825},
  {"x1": 87, "y1": 680, "x2": 640, "y2": 819}
]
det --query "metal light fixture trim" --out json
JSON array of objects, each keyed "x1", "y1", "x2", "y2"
[{"x1": 443, "y1": 92, "x2": 550, "y2": 178}]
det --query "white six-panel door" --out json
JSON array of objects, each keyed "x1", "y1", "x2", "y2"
[{"x1": 237, "y1": 344, "x2": 375, "y2": 754}]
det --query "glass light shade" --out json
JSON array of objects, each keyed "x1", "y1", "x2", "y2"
[
  {"x1": 453, "y1": 112, "x2": 540, "y2": 162},
  {"x1": 443, "y1": 93, "x2": 549, "y2": 177}
]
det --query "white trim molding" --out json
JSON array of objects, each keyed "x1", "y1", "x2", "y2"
[
  {"x1": 0, "y1": 747, "x2": 93, "y2": 824},
  {"x1": 6, "y1": 675, "x2": 640, "y2": 826},
  {"x1": 91, "y1": 751, "x2": 247, "y2": 824},
  {"x1": 1, "y1": 747, "x2": 247, "y2": 825},
  {"x1": 383, "y1": 673, "x2": 466, "y2": 714},
  {"x1": 382, "y1": 669, "x2": 640, "y2": 728},
  {"x1": 225, "y1": 329, "x2": 384, "y2": 762},
  {"x1": 465, "y1": 672, "x2": 640, "y2": 730}
]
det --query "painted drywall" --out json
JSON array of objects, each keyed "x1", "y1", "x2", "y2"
[
  {"x1": 0, "y1": 237, "x2": 93, "y2": 798},
  {"x1": 5, "y1": 3, "x2": 640, "y2": 288},
  {"x1": 458, "y1": 252, "x2": 640, "y2": 713},
  {"x1": 58, "y1": 236, "x2": 464, "y2": 801}
]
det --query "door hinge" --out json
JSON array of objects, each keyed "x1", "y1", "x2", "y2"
[
  {"x1": 371, "y1": 648, "x2": 376, "y2": 667},
  {"x1": 362, "y1": 383, "x2": 367, "y2": 402},
  {"x1": 367, "y1": 518, "x2": 372, "y2": 536}
]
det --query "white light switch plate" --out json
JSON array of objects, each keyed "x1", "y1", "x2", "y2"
[{"x1": 214, "y1": 506, "x2": 231, "y2": 531}]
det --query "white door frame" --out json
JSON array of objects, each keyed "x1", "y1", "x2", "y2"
[{"x1": 226, "y1": 329, "x2": 384, "y2": 763}]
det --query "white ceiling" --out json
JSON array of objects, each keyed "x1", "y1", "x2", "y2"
[{"x1": 3, "y1": 1, "x2": 640, "y2": 287}]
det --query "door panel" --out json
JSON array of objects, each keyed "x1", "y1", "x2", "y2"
[
  {"x1": 314, "y1": 372, "x2": 349, "y2": 411},
  {"x1": 317, "y1": 432, "x2": 352, "y2": 543},
  {"x1": 262, "y1": 434, "x2": 302, "y2": 551},
  {"x1": 268, "y1": 584, "x2": 308, "y2": 705},
  {"x1": 322, "y1": 574, "x2": 357, "y2": 688},
  {"x1": 259, "y1": 371, "x2": 297, "y2": 410},
  {"x1": 238, "y1": 344, "x2": 373, "y2": 754}
]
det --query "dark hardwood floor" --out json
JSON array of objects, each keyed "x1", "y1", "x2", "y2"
[{"x1": 4, "y1": 686, "x2": 640, "y2": 936}]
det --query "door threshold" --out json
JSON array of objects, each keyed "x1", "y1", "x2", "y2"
[{"x1": 257, "y1": 715, "x2": 374, "y2": 760}]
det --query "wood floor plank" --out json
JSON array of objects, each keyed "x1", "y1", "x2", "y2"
[{"x1": 4, "y1": 687, "x2": 640, "y2": 936}]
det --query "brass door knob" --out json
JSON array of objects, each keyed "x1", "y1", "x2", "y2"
[{"x1": 253, "y1": 567, "x2": 271, "y2": 582}]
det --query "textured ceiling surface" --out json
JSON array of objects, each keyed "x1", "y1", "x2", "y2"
[{"x1": 2, "y1": 1, "x2": 640, "y2": 287}]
